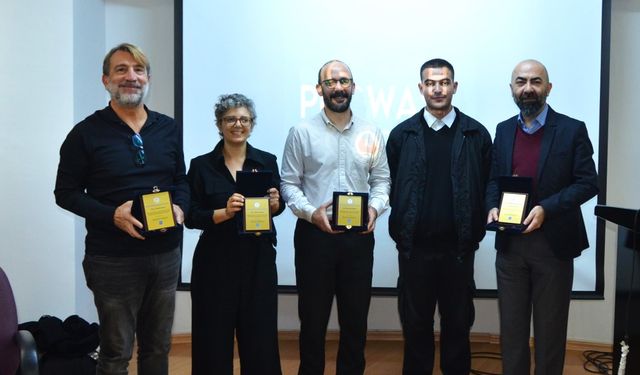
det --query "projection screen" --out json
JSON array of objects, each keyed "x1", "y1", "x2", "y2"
[{"x1": 177, "y1": 0, "x2": 609, "y2": 296}]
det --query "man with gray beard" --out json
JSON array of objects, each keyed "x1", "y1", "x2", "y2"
[
  {"x1": 54, "y1": 43, "x2": 189, "y2": 375},
  {"x1": 486, "y1": 59, "x2": 598, "y2": 375}
]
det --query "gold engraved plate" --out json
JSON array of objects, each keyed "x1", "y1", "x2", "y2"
[
  {"x1": 336, "y1": 195, "x2": 363, "y2": 229},
  {"x1": 140, "y1": 191, "x2": 176, "y2": 231},
  {"x1": 498, "y1": 192, "x2": 528, "y2": 224},
  {"x1": 243, "y1": 197, "x2": 271, "y2": 233},
  {"x1": 332, "y1": 191, "x2": 368, "y2": 231}
]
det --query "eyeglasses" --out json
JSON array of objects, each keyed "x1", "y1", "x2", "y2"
[
  {"x1": 222, "y1": 116, "x2": 253, "y2": 127},
  {"x1": 131, "y1": 133, "x2": 145, "y2": 167},
  {"x1": 321, "y1": 78, "x2": 353, "y2": 88}
]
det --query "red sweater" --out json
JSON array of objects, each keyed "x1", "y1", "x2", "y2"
[{"x1": 512, "y1": 125, "x2": 544, "y2": 195}]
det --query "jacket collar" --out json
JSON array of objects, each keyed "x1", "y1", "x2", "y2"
[
  {"x1": 210, "y1": 140, "x2": 269, "y2": 168},
  {"x1": 404, "y1": 107, "x2": 480, "y2": 134},
  {"x1": 542, "y1": 105, "x2": 558, "y2": 128}
]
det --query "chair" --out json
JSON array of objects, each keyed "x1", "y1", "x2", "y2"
[{"x1": 0, "y1": 265, "x2": 39, "y2": 375}]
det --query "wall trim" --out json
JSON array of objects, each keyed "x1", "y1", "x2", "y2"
[{"x1": 171, "y1": 331, "x2": 613, "y2": 352}]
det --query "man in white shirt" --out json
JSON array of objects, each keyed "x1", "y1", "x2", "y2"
[{"x1": 281, "y1": 60, "x2": 390, "y2": 375}]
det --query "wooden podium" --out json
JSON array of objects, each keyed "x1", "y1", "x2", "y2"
[{"x1": 594, "y1": 205, "x2": 640, "y2": 374}]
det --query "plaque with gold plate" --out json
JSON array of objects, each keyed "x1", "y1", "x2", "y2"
[
  {"x1": 331, "y1": 191, "x2": 369, "y2": 231},
  {"x1": 236, "y1": 170, "x2": 274, "y2": 235},
  {"x1": 486, "y1": 176, "x2": 532, "y2": 233},
  {"x1": 242, "y1": 197, "x2": 272, "y2": 234},
  {"x1": 132, "y1": 186, "x2": 176, "y2": 235}
]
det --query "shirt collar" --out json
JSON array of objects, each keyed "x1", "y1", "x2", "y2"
[
  {"x1": 102, "y1": 103, "x2": 154, "y2": 130},
  {"x1": 423, "y1": 107, "x2": 457, "y2": 129},
  {"x1": 320, "y1": 109, "x2": 354, "y2": 131},
  {"x1": 517, "y1": 103, "x2": 549, "y2": 134}
]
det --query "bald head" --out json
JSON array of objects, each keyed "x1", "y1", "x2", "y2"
[
  {"x1": 316, "y1": 59, "x2": 355, "y2": 114},
  {"x1": 511, "y1": 59, "x2": 549, "y2": 84},
  {"x1": 317, "y1": 60, "x2": 352, "y2": 84},
  {"x1": 510, "y1": 59, "x2": 552, "y2": 120}
]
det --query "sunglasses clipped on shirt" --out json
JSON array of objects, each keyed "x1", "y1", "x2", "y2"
[{"x1": 132, "y1": 133, "x2": 145, "y2": 167}]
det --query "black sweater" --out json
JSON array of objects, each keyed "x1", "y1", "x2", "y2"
[
  {"x1": 54, "y1": 104, "x2": 189, "y2": 256},
  {"x1": 414, "y1": 122, "x2": 457, "y2": 254}
]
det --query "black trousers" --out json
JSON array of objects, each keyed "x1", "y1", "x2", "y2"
[
  {"x1": 496, "y1": 231, "x2": 573, "y2": 375},
  {"x1": 190, "y1": 236, "x2": 281, "y2": 375},
  {"x1": 397, "y1": 251, "x2": 476, "y2": 375},
  {"x1": 294, "y1": 219, "x2": 374, "y2": 375}
]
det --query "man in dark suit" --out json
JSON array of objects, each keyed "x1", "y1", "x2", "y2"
[{"x1": 486, "y1": 59, "x2": 598, "y2": 375}]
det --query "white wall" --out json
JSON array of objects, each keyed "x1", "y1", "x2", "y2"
[
  {"x1": 0, "y1": 0, "x2": 77, "y2": 320},
  {"x1": 72, "y1": 0, "x2": 106, "y2": 323},
  {"x1": 2, "y1": 0, "x2": 639, "y2": 345}
]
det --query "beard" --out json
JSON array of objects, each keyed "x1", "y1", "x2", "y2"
[
  {"x1": 513, "y1": 90, "x2": 547, "y2": 118},
  {"x1": 323, "y1": 90, "x2": 352, "y2": 113},
  {"x1": 106, "y1": 81, "x2": 148, "y2": 107}
]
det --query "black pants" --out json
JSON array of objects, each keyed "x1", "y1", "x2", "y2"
[
  {"x1": 294, "y1": 219, "x2": 374, "y2": 375},
  {"x1": 190, "y1": 236, "x2": 281, "y2": 375},
  {"x1": 397, "y1": 251, "x2": 475, "y2": 375}
]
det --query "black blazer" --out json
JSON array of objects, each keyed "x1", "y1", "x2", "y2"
[
  {"x1": 185, "y1": 141, "x2": 285, "y2": 245},
  {"x1": 486, "y1": 106, "x2": 598, "y2": 260}
]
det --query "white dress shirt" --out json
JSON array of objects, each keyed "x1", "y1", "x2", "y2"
[
  {"x1": 280, "y1": 110, "x2": 391, "y2": 222},
  {"x1": 423, "y1": 107, "x2": 457, "y2": 131}
]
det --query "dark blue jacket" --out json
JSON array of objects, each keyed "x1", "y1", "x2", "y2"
[{"x1": 486, "y1": 106, "x2": 599, "y2": 259}]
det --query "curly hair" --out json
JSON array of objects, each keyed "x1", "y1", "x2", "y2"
[{"x1": 214, "y1": 93, "x2": 257, "y2": 128}]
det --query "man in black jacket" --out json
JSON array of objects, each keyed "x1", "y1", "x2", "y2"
[
  {"x1": 386, "y1": 58, "x2": 492, "y2": 375},
  {"x1": 486, "y1": 59, "x2": 598, "y2": 375}
]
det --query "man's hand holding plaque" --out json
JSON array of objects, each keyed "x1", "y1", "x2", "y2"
[
  {"x1": 486, "y1": 176, "x2": 532, "y2": 233},
  {"x1": 127, "y1": 186, "x2": 178, "y2": 239},
  {"x1": 140, "y1": 190, "x2": 177, "y2": 231}
]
